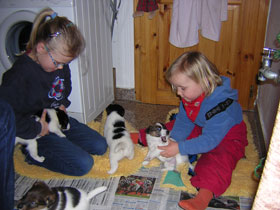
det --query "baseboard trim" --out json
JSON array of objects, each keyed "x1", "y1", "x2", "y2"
[
  {"x1": 115, "y1": 88, "x2": 136, "y2": 101},
  {"x1": 254, "y1": 106, "x2": 267, "y2": 158}
]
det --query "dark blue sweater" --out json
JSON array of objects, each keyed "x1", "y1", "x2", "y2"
[{"x1": 0, "y1": 54, "x2": 72, "y2": 139}]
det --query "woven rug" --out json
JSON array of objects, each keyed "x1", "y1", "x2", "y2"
[
  {"x1": 14, "y1": 110, "x2": 160, "y2": 179},
  {"x1": 14, "y1": 109, "x2": 259, "y2": 197}
]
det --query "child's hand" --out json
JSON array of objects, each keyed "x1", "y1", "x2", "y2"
[
  {"x1": 158, "y1": 140, "x2": 179, "y2": 158},
  {"x1": 59, "y1": 104, "x2": 67, "y2": 113},
  {"x1": 39, "y1": 109, "x2": 49, "y2": 136}
]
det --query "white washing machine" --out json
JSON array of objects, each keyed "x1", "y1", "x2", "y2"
[{"x1": 0, "y1": 0, "x2": 83, "y2": 117}]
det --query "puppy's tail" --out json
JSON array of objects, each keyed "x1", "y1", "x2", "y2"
[
  {"x1": 114, "y1": 142, "x2": 127, "y2": 153},
  {"x1": 87, "y1": 186, "x2": 107, "y2": 200}
]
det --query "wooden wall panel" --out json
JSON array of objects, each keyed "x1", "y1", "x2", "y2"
[{"x1": 134, "y1": 0, "x2": 269, "y2": 109}]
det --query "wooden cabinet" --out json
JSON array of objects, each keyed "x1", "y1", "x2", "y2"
[{"x1": 134, "y1": 0, "x2": 269, "y2": 110}]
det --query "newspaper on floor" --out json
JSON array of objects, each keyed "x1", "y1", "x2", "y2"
[{"x1": 14, "y1": 163, "x2": 253, "y2": 210}]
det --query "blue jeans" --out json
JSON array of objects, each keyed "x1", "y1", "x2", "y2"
[
  {"x1": 24, "y1": 117, "x2": 108, "y2": 176},
  {"x1": 0, "y1": 99, "x2": 16, "y2": 210}
]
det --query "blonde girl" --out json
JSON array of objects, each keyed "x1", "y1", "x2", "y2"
[
  {"x1": 0, "y1": 8, "x2": 107, "y2": 176},
  {"x1": 159, "y1": 51, "x2": 248, "y2": 210}
]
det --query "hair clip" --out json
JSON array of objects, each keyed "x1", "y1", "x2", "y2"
[
  {"x1": 66, "y1": 22, "x2": 74, "y2": 27},
  {"x1": 50, "y1": 12, "x2": 58, "y2": 19},
  {"x1": 49, "y1": 32, "x2": 61, "y2": 37}
]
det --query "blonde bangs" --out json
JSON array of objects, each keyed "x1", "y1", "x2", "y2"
[{"x1": 165, "y1": 51, "x2": 222, "y2": 96}]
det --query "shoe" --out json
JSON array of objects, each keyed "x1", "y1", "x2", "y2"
[{"x1": 178, "y1": 188, "x2": 213, "y2": 210}]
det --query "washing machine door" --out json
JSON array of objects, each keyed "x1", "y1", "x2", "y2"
[{"x1": 0, "y1": 10, "x2": 36, "y2": 71}]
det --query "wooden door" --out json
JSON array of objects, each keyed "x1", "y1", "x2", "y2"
[{"x1": 134, "y1": 0, "x2": 269, "y2": 110}]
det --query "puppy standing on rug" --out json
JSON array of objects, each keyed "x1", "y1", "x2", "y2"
[
  {"x1": 15, "y1": 108, "x2": 70, "y2": 162},
  {"x1": 104, "y1": 104, "x2": 135, "y2": 174},
  {"x1": 143, "y1": 123, "x2": 193, "y2": 172},
  {"x1": 16, "y1": 181, "x2": 107, "y2": 210}
]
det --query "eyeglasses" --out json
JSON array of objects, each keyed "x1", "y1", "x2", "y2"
[{"x1": 44, "y1": 45, "x2": 69, "y2": 68}]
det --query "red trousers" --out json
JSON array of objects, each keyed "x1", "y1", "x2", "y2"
[
  {"x1": 139, "y1": 120, "x2": 248, "y2": 196},
  {"x1": 189, "y1": 121, "x2": 248, "y2": 196}
]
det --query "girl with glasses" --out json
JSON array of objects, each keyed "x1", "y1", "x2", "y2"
[{"x1": 0, "y1": 7, "x2": 108, "y2": 176}]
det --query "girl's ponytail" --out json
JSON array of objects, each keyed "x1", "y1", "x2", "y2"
[
  {"x1": 26, "y1": 7, "x2": 85, "y2": 58},
  {"x1": 26, "y1": 7, "x2": 54, "y2": 52}
]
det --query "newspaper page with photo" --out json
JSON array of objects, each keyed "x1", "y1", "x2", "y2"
[{"x1": 14, "y1": 164, "x2": 253, "y2": 210}]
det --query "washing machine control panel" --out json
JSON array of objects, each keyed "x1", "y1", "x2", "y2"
[{"x1": 0, "y1": 0, "x2": 73, "y2": 8}]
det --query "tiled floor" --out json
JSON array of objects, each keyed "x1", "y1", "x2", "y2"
[{"x1": 111, "y1": 100, "x2": 177, "y2": 130}]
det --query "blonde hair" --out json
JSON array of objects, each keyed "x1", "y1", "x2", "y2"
[
  {"x1": 165, "y1": 51, "x2": 222, "y2": 96},
  {"x1": 26, "y1": 7, "x2": 85, "y2": 57}
]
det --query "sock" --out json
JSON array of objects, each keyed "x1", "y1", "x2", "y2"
[
  {"x1": 130, "y1": 132, "x2": 139, "y2": 144},
  {"x1": 178, "y1": 188, "x2": 213, "y2": 210}
]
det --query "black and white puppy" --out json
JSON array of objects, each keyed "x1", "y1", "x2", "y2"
[
  {"x1": 16, "y1": 181, "x2": 107, "y2": 210},
  {"x1": 15, "y1": 108, "x2": 70, "y2": 162},
  {"x1": 143, "y1": 123, "x2": 193, "y2": 172},
  {"x1": 104, "y1": 104, "x2": 134, "y2": 174}
]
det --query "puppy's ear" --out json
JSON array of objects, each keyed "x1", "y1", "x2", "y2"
[
  {"x1": 106, "y1": 104, "x2": 125, "y2": 116},
  {"x1": 34, "y1": 181, "x2": 48, "y2": 187},
  {"x1": 33, "y1": 181, "x2": 44, "y2": 187},
  {"x1": 160, "y1": 123, "x2": 168, "y2": 130},
  {"x1": 159, "y1": 122, "x2": 165, "y2": 127},
  {"x1": 106, "y1": 104, "x2": 118, "y2": 115},
  {"x1": 56, "y1": 109, "x2": 69, "y2": 130},
  {"x1": 145, "y1": 126, "x2": 152, "y2": 134},
  {"x1": 46, "y1": 194, "x2": 56, "y2": 207},
  {"x1": 115, "y1": 104, "x2": 125, "y2": 117}
]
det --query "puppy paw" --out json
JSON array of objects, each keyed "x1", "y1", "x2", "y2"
[
  {"x1": 57, "y1": 133, "x2": 66, "y2": 138},
  {"x1": 161, "y1": 167, "x2": 175, "y2": 172},
  {"x1": 142, "y1": 160, "x2": 149, "y2": 166},
  {"x1": 107, "y1": 167, "x2": 117, "y2": 174},
  {"x1": 128, "y1": 153, "x2": 134, "y2": 160},
  {"x1": 35, "y1": 156, "x2": 45, "y2": 162}
]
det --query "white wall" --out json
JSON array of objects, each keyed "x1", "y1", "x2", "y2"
[
  {"x1": 112, "y1": 0, "x2": 135, "y2": 89},
  {"x1": 74, "y1": 0, "x2": 114, "y2": 123}
]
